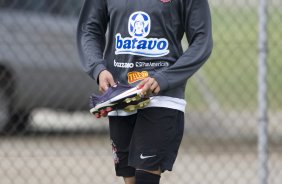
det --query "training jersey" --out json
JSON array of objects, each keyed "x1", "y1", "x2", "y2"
[{"x1": 77, "y1": 0, "x2": 213, "y2": 114}]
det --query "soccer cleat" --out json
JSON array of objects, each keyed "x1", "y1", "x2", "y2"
[
  {"x1": 89, "y1": 83, "x2": 150, "y2": 117},
  {"x1": 123, "y1": 99, "x2": 150, "y2": 112}
]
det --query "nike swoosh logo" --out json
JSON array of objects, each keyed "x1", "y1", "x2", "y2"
[{"x1": 140, "y1": 154, "x2": 156, "y2": 159}]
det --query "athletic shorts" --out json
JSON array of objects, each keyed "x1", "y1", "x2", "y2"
[{"x1": 109, "y1": 107, "x2": 184, "y2": 177}]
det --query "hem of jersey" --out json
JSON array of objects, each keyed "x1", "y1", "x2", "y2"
[
  {"x1": 108, "y1": 110, "x2": 137, "y2": 116},
  {"x1": 108, "y1": 96, "x2": 186, "y2": 116},
  {"x1": 147, "y1": 96, "x2": 186, "y2": 112}
]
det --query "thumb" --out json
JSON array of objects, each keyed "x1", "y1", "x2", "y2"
[{"x1": 107, "y1": 77, "x2": 116, "y2": 87}]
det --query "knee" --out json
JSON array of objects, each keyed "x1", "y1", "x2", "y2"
[
  {"x1": 124, "y1": 177, "x2": 136, "y2": 184},
  {"x1": 135, "y1": 169, "x2": 161, "y2": 184}
]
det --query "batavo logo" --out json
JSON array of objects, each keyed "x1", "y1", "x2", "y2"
[
  {"x1": 127, "y1": 71, "x2": 149, "y2": 84},
  {"x1": 115, "y1": 11, "x2": 169, "y2": 57}
]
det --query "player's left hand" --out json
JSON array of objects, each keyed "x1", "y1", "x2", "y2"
[{"x1": 138, "y1": 77, "x2": 160, "y2": 96}]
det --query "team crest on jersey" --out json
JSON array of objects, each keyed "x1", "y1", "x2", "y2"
[
  {"x1": 115, "y1": 11, "x2": 169, "y2": 57},
  {"x1": 128, "y1": 12, "x2": 151, "y2": 38}
]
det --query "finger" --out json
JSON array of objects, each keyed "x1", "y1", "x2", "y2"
[
  {"x1": 138, "y1": 78, "x2": 149, "y2": 89},
  {"x1": 99, "y1": 86, "x2": 103, "y2": 93},
  {"x1": 150, "y1": 80, "x2": 159, "y2": 92},
  {"x1": 149, "y1": 78, "x2": 160, "y2": 94},
  {"x1": 103, "y1": 72, "x2": 115, "y2": 87},
  {"x1": 100, "y1": 83, "x2": 109, "y2": 93},
  {"x1": 152, "y1": 86, "x2": 160, "y2": 94},
  {"x1": 99, "y1": 70, "x2": 115, "y2": 90},
  {"x1": 141, "y1": 82, "x2": 151, "y2": 95},
  {"x1": 107, "y1": 76, "x2": 116, "y2": 87},
  {"x1": 102, "y1": 85, "x2": 109, "y2": 92},
  {"x1": 138, "y1": 78, "x2": 150, "y2": 95}
]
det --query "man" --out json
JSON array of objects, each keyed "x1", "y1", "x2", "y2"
[{"x1": 77, "y1": 0, "x2": 213, "y2": 183}]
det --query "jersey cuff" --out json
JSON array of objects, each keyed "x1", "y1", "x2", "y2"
[
  {"x1": 93, "y1": 63, "x2": 107, "y2": 84},
  {"x1": 152, "y1": 73, "x2": 169, "y2": 91}
]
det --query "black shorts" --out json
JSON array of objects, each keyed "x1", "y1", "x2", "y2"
[{"x1": 109, "y1": 107, "x2": 184, "y2": 177}]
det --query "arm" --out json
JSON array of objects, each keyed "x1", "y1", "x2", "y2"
[
  {"x1": 77, "y1": 0, "x2": 108, "y2": 83},
  {"x1": 152, "y1": 0, "x2": 213, "y2": 91}
]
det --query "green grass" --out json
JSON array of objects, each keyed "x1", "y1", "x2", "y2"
[{"x1": 185, "y1": 6, "x2": 282, "y2": 111}]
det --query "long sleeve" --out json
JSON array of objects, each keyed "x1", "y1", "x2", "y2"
[
  {"x1": 77, "y1": 0, "x2": 108, "y2": 82},
  {"x1": 152, "y1": 0, "x2": 213, "y2": 91}
]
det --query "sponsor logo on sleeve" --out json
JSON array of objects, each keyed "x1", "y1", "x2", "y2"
[{"x1": 115, "y1": 11, "x2": 169, "y2": 57}]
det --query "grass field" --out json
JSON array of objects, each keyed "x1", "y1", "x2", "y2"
[{"x1": 185, "y1": 5, "x2": 282, "y2": 111}]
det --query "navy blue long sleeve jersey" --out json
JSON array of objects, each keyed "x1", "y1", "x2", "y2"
[{"x1": 77, "y1": 0, "x2": 213, "y2": 113}]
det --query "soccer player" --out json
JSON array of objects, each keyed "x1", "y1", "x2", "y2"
[{"x1": 77, "y1": 0, "x2": 213, "y2": 183}]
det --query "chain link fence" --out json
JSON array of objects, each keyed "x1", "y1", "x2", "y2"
[{"x1": 0, "y1": 0, "x2": 281, "y2": 183}]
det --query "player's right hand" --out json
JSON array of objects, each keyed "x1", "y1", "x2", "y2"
[{"x1": 98, "y1": 70, "x2": 115, "y2": 93}]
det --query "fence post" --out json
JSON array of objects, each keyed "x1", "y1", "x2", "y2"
[{"x1": 258, "y1": 0, "x2": 268, "y2": 184}]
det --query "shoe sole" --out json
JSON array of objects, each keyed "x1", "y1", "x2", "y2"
[
  {"x1": 123, "y1": 98, "x2": 150, "y2": 112},
  {"x1": 90, "y1": 87, "x2": 149, "y2": 115},
  {"x1": 90, "y1": 95, "x2": 150, "y2": 118}
]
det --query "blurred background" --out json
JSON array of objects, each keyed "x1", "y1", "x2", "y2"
[{"x1": 0, "y1": 0, "x2": 281, "y2": 183}]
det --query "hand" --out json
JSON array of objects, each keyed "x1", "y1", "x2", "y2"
[
  {"x1": 98, "y1": 70, "x2": 115, "y2": 93},
  {"x1": 138, "y1": 77, "x2": 160, "y2": 96}
]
